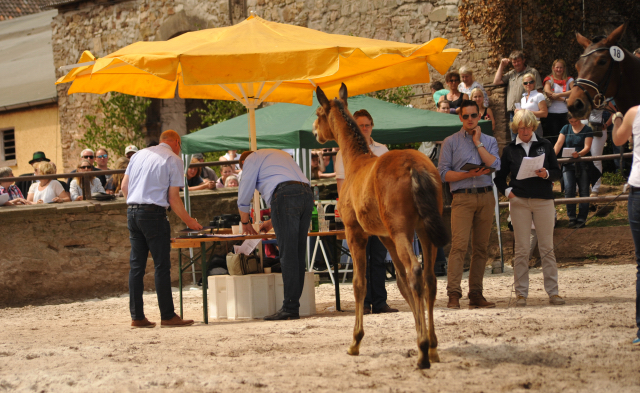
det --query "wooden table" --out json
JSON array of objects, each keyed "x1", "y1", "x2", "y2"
[{"x1": 171, "y1": 230, "x2": 346, "y2": 323}]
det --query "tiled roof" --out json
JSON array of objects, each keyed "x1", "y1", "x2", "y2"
[{"x1": 0, "y1": 0, "x2": 48, "y2": 21}]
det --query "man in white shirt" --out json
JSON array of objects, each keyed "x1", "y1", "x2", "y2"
[
  {"x1": 335, "y1": 109, "x2": 399, "y2": 314},
  {"x1": 122, "y1": 130, "x2": 202, "y2": 329}
]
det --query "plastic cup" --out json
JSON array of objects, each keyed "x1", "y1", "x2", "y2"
[
  {"x1": 232, "y1": 225, "x2": 240, "y2": 234},
  {"x1": 264, "y1": 267, "x2": 271, "y2": 274}
]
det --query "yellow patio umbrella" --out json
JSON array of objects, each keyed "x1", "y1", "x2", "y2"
[{"x1": 57, "y1": 14, "x2": 460, "y2": 221}]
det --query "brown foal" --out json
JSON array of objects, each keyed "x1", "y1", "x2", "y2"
[{"x1": 313, "y1": 84, "x2": 450, "y2": 369}]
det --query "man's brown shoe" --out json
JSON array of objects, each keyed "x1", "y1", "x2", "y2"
[
  {"x1": 160, "y1": 315, "x2": 194, "y2": 328},
  {"x1": 373, "y1": 304, "x2": 399, "y2": 314},
  {"x1": 131, "y1": 318, "x2": 156, "y2": 328},
  {"x1": 447, "y1": 294, "x2": 461, "y2": 309},
  {"x1": 468, "y1": 291, "x2": 495, "y2": 309},
  {"x1": 363, "y1": 305, "x2": 372, "y2": 314}
]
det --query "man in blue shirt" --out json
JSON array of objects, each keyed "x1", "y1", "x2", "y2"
[
  {"x1": 238, "y1": 149, "x2": 313, "y2": 320},
  {"x1": 438, "y1": 100, "x2": 500, "y2": 310},
  {"x1": 122, "y1": 130, "x2": 202, "y2": 328}
]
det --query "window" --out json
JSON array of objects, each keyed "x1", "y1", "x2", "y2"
[{"x1": 1, "y1": 128, "x2": 16, "y2": 163}]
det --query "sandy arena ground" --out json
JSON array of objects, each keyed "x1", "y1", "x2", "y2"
[{"x1": 1, "y1": 263, "x2": 639, "y2": 392}]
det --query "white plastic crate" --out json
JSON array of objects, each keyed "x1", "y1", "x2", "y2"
[
  {"x1": 274, "y1": 272, "x2": 316, "y2": 316},
  {"x1": 208, "y1": 275, "x2": 228, "y2": 319},
  {"x1": 225, "y1": 274, "x2": 276, "y2": 320}
]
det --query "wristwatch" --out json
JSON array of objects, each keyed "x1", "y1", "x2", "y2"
[
  {"x1": 475, "y1": 142, "x2": 484, "y2": 149},
  {"x1": 612, "y1": 112, "x2": 624, "y2": 124}
]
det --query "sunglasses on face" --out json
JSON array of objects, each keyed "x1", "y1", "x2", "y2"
[
  {"x1": 82, "y1": 155, "x2": 94, "y2": 159},
  {"x1": 79, "y1": 166, "x2": 92, "y2": 169},
  {"x1": 96, "y1": 154, "x2": 108, "y2": 159},
  {"x1": 461, "y1": 113, "x2": 479, "y2": 120},
  {"x1": 448, "y1": 79, "x2": 460, "y2": 83},
  {"x1": 523, "y1": 81, "x2": 535, "y2": 85}
]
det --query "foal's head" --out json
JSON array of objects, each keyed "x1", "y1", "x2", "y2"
[
  {"x1": 314, "y1": 84, "x2": 369, "y2": 155},
  {"x1": 568, "y1": 23, "x2": 626, "y2": 118}
]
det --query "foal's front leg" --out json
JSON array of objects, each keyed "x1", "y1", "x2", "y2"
[{"x1": 346, "y1": 229, "x2": 369, "y2": 356}]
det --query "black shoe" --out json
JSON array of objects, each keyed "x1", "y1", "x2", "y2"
[
  {"x1": 575, "y1": 221, "x2": 586, "y2": 228},
  {"x1": 363, "y1": 305, "x2": 372, "y2": 314},
  {"x1": 568, "y1": 220, "x2": 577, "y2": 229},
  {"x1": 264, "y1": 308, "x2": 299, "y2": 321}
]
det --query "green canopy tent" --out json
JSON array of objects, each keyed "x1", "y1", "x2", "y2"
[{"x1": 181, "y1": 94, "x2": 492, "y2": 154}]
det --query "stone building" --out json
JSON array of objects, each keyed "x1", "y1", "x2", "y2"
[{"x1": 47, "y1": 0, "x2": 504, "y2": 172}]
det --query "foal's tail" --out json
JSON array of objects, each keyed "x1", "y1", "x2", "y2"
[{"x1": 410, "y1": 168, "x2": 450, "y2": 248}]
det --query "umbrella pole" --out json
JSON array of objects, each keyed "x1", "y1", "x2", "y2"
[{"x1": 247, "y1": 85, "x2": 264, "y2": 270}]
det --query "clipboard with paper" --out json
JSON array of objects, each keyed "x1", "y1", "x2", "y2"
[{"x1": 460, "y1": 163, "x2": 496, "y2": 174}]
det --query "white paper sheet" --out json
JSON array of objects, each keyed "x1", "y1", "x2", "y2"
[
  {"x1": 234, "y1": 238, "x2": 261, "y2": 255},
  {"x1": 516, "y1": 153, "x2": 545, "y2": 180},
  {"x1": 0, "y1": 194, "x2": 8, "y2": 205},
  {"x1": 562, "y1": 148, "x2": 576, "y2": 157}
]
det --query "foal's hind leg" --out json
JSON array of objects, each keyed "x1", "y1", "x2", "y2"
[
  {"x1": 346, "y1": 227, "x2": 369, "y2": 356},
  {"x1": 383, "y1": 235, "x2": 431, "y2": 369},
  {"x1": 417, "y1": 228, "x2": 440, "y2": 363}
]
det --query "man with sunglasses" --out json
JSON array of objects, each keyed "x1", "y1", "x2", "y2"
[
  {"x1": 66, "y1": 149, "x2": 107, "y2": 188},
  {"x1": 95, "y1": 148, "x2": 111, "y2": 184},
  {"x1": 438, "y1": 100, "x2": 500, "y2": 310}
]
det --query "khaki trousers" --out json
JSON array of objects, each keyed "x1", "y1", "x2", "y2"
[
  {"x1": 447, "y1": 192, "x2": 495, "y2": 297},
  {"x1": 509, "y1": 197, "x2": 558, "y2": 298}
]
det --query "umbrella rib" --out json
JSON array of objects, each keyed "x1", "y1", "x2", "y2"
[
  {"x1": 238, "y1": 83, "x2": 250, "y2": 106},
  {"x1": 308, "y1": 79, "x2": 317, "y2": 87},
  {"x1": 255, "y1": 82, "x2": 266, "y2": 101},
  {"x1": 256, "y1": 81, "x2": 283, "y2": 106},
  {"x1": 219, "y1": 84, "x2": 248, "y2": 106}
]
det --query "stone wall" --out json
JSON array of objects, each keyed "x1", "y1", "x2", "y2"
[
  {"x1": 52, "y1": 0, "x2": 505, "y2": 172},
  {"x1": 0, "y1": 179, "x2": 337, "y2": 307}
]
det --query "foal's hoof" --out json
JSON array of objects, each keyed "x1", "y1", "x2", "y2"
[
  {"x1": 429, "y1": 348, "x2": 440, "y2": 363},
  {"x1": 347, "y1": 346, "x2": 360, "y2": 356},
  {"x1": 417, "y1": 358, "x2": 431, "y2": 370}
]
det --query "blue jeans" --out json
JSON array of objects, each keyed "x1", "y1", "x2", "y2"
[
  {"x1": 364, "y1": 236, "x2": 389, "y2": 311},
  {"x1": 562, "y1": 164, "x2": 590, "y2": 223},
  {"x1": 628, "y1": 190, "x2": 640, "y2": 339},
  {"x1": 271, "y1": 183, "x2": 314, "y2": 313},
  {"x1": 127, "y1": 206, "x2": 176, "y2": 321}
]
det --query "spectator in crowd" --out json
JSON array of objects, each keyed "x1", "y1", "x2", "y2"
[
  {"x1": 220, "y1": 150, "x2": 241, "y2": 173},
  {"x1": 610, "y1": 104, "x2": 640, "y2": 346},
  {"x1": 335, "y1": 109, "x2": 398, "y2": 314},
  {"x1": 518, "y1": 73, "x2": 548, "y2": 140},
  {"x1": 66, "y1": 149, "x2": 106, "y2": 189},
  {"x1": 492, "y1": 50, "x2": 543, "y2": 128},
  {"x1": 430, "y1": 81, "x2": 449, "y2": 105},
  {"x1": 185, "y1": 157, "x2": 216, "y2": 191},
  {"x1": 437, "y1": 99, "x2": 452, "y2": 114},
  {"x1": 311, "y1": 150, "x2": 336, "y2": 180},
  {"x1": 193, "y1": 153, "x2": 219, "y2": 183},
  {"x1": 322, "y1": 148, "x2": 337, "y2": 176},
  {"x1": 439, "y1": 71, "x2": 469, "y2": 114},
  {"x1": 585, "y1": 106, "x2": 607, "y2": 197},
  {"x1": 105, "y1": 157, "x2": 129, "y2": 196},
  {"x1": 216, "y1": 165, "x2": 235, "y2": 189},
  {"x1": 543, "y1": 59, "x2": 575, "y2": 145},
  {"x1": 224, "y1": 175, "x2": 239, "y2": 187},
  {"x1": 0, "y1": 167, "x2": 29, "y2": 205},
  {"x1": 125, "y1": 145, "x2": 139, "y2": 159},
  {"x1": 16, "y1": 151, "x2": 50, "y2": 197},
  {"x1": 27, "y1": 162, "x2": 70, "y2": 204},
  {"x1": 554, "y1": 113, "x2": 594, "y2": 228},
  {"x1": 69, "y1": 159, "x2": 106, "y2": 201},
  {"x1": 494, "y1": 109, "x2": 564, "y2": 307},
  {"x1": 438, "y1": 100, "x2": 500, "y2": 309},
  {"x1": 471, "y1": 88, "x2": 495, "y2": 132},
  {"x1": 459, "y1": 66, "x2": 489, "y2": 108},
  {"x1": 147, "y1": 140, "x2": 159, "y2": 147},
  {"x1": 95, "y1": 148, "x2": 110, "y2": 186}
]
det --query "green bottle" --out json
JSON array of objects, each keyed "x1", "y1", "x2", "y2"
[{"x1": 311, "y1": 205, "x2": 319, "y2": 232}]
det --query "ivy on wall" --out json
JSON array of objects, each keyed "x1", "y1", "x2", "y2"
[{"x1": 459, "y1": 0, "x2": 640, "y2": 76}]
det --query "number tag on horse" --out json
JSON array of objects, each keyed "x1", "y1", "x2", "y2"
[{"x1": 610, "y1": 46, "x2": 624, "y2": 62}]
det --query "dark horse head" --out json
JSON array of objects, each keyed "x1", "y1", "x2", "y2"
[{"x1": 567, "y1": 23, "x2": 635, "y2": 118}]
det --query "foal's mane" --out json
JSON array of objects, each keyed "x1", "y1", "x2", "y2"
[{"x1": 334, "y1": 99, "x2": 370, "y2": 155}]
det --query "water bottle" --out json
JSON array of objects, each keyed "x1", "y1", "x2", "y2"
[
  {"x1": 313, "y1": 186, "x2": 320, "y2": 201},
  {"x1": 311, "y1": 205, "x2": 319, "y2": 232}
]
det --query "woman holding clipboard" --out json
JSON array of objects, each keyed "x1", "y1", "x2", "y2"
[{"x1": 494, "y1": 110, "x2": 563, "y2": 307}]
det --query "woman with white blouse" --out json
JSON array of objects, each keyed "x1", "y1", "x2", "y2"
[{"x1": 27, "y1": 162, "x2": 71, "y2": 204}]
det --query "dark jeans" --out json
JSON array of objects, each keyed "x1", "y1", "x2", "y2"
[
  {"x1": 563, "y1": 164, "x2": 590, "y2": 223},
  {"x1": 364, "y1": 236, "x2": 389, "y2": 311},
  {"x1": 271, "y1": 183, "x2": 314, "y2": 313},
  {"x1": 127, "y1": 206, "x2": 176, "y2": 321},
  {"x1": 543, "y1": 112, "x2": 568, "y2": 146},
  {"x1": 627, "y1": 189, "x2": 640, "y2": 339}
]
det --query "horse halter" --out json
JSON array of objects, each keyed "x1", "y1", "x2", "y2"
[{"x1": 574, "y1": 47, "x2": 619, "y2": 110}]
